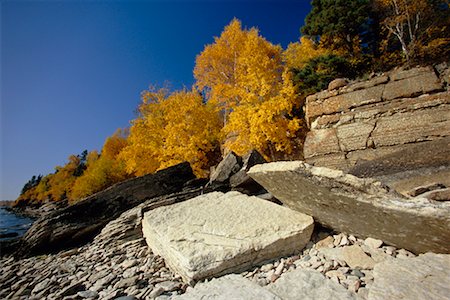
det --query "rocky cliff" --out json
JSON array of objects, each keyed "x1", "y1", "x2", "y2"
[{"x1": 303, "y1": 64, "x2": 450, "y2": 194}]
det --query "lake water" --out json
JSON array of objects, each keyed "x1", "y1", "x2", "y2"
[{"x1": 0, "y1": 207, "x2": 34, "y2": 240}]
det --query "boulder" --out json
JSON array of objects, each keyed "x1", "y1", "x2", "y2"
[
  {"x1": 328, "y1": 78, "x2": 348, "y2": 91},
  {"x1": 342, "y1": 245, "x2": 375, "y2": 269},
  {"x1": 16, "y1": 162, "x2": 196, "y2": 257},
  {"x1": 267, "y1": 269, "x2": 357, "y2": 300},
  {"x1": 248, "y1": 161, "x2": 450, "y2": 254},
  {"x1": 142, "y1": 191, "x2": 314, "y2": 283},
  {"x1": 173, "y1": 274, "x2": 280, "y2": 300},
  {"x1": 230, "y1": 150, "x2": 267, "y2": 195},
  {"x1": 369, "y1": 253, "x2": 450, "y2": 300},
  {"x1": 209, "y1": 152, "x2": 242, "y2": 184}
]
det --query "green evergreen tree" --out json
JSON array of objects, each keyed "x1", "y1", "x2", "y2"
[
  {"x1": 301, "y1": 0, "x2": 371, "y2": 56},
  {"x1": 292, "y1": 54, "x2": 355, "y2": 95}
]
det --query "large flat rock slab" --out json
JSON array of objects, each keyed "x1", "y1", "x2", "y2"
[
  {"x1": 248, "y1": 161, "x2": 450, "y2": 254},
  {"x1": 369, "y1": 253, "x2": 450, "y2": 300},
  {"x1": 142, "y1": 191, "x2": 314, "y2": 283}
]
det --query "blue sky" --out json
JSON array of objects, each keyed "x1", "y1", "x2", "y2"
[{"x1": 1, "y1": 0, "x2": 311, "y2": 200}]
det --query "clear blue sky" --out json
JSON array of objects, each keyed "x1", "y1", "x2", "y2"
[{"x1": 1, "y1": 0, "x2": 311, "y2": 200}]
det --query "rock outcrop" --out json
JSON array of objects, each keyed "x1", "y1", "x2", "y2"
[
  {"x1": 15, "y1": 162, "x2": 196, "y2": 257},
  {"x1": 369, "y1": 253, "x2": 450, "y2": 300},
  {"x1": 142, "y1": 191, "x2": 314, "y2": 283},
  {"x1": 248, "y1": 161, "x2": 450, "y2": 254},
  {"x1": 303, "y1": 65, "x2": 450, "y2": 194}
]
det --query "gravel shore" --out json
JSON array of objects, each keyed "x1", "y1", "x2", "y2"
[{"x1": 0, "y1": 199, "x2": 416, "y2": 300}]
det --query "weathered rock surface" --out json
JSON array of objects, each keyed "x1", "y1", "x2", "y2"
[
  {"x1": 209, "y1": 151, "x2": 242, "y2": 184},
  {"x1": 342, "y1": 245, "x2": 375, "y2": 269},
  {"x1": 248, "y1": 161, "x2": 450, "y2": 254},
  {"x1": 142, "y1": 191, "x2": 314, "y2": 283},
  {"x1": 15, "y1": 162, "x2": 196, "y2": 257},
  {"x1": 303, "y1": 65, "x2": 450, "y2": 194},
  {"x1": 174, "y1": 274, "x2": 281, "y2": 300},
  {"x1": 369, "y1": 253, "x2": 450, "y2": 300},
  {"x1": 230, "y1": 150, "x2": 267, "y2": 195},
  {"x1": 267, "y1": 269, "x2": 357, "y2": 300}
]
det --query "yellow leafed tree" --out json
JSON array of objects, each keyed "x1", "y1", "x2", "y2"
[
  {"x1": 283, "y1": 36, "x2": 331, "y2": 70},
  {"x1": 194, "y1": 18, "x2": 247, "y2": 121},
  {"x1": 224, "y1": 70, "x2": 302, "y2": 158},
  {"x1": 194, "y1": 18, "x2": 303, "y2": 159},
  {"x1": 70, "y1": 129, "x2": 130, "y2": 202},
  {"x1": 119, "y1": 88, "x2": 221, "y2": 177}
]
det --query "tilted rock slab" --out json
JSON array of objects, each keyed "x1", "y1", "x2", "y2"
[
  {"x1": 17, "y1": 162, "x2": 196, "y2": 257},
  {"x1": 369, "y1": 253, "x2": 450, "y2": 300},
  {"x1": 248, "y1": 161, "x2": 450, "y2": 254},
  {"x1": 142, "y1": 191, "x2": 314, "y2": 283}
]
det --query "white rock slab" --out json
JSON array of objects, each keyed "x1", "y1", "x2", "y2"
[
  {"x1": 267, "y1": 269, "x2": 357, "y2": 300},
  {"x1": 173, "y1": 274, "x2": 280, "y2": 300},
  {"x1": 248, "y1": 161, "x2": 450, "y2": 254},
  {"x1": 369, "y1": 253, "x2": 450, "y2": 300},
  {"x1": 142, "y1": 191, "x2": 314, "y2": 283}
]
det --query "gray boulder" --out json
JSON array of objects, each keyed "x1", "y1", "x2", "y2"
[{"x1": 230, "y1": 150, "x2": 267, "y2": 195}]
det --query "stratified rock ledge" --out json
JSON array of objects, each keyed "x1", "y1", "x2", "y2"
[{"x1": 248, "y1": 161, "x2": 450, "y2": 254}]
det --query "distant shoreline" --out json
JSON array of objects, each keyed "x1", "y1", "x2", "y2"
[{"x1": 0, "y1": 200, "x2": 14, "y2": 207}]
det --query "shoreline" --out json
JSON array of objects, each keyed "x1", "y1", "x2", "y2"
[{"x1": 0, "y1": 194, "x2": 425, "y2": 300}]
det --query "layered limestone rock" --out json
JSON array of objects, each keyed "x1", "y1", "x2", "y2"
[
  {"x1": 303, "y1": 65, "x2": 450, "y2": 190},
  {"x1": 142, "y1": 191, "x2": 314, "y2": 283},
  {"x1": 248, "y1": 161, "x2": 450, "y2": 254},
  {"x1": 369, "y1": 253, "x2": 450, "y2": 300}
]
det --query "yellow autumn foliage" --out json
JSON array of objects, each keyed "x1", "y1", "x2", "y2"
[
  {"x1": 119, "y1": 88, "x2": 221, "y2": 177},
  {"x1": 283, "y1": 36, "x2": 331, "y2": 70},
  {"x1": 69, "y1": 129, "x2": 130, "y2": 202},
  {"x1": 194, "y1": 18, "x2": 303, "y2": 159},
  {"x1": 374, "y1": 0, "x2": 450, "y2": 63},
  {"x1": 17, "y1": 154, "x2": 84, "y2": 204},
  {"x1": 224, "y1": 70, "x2": 302, "y2": 158}
]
